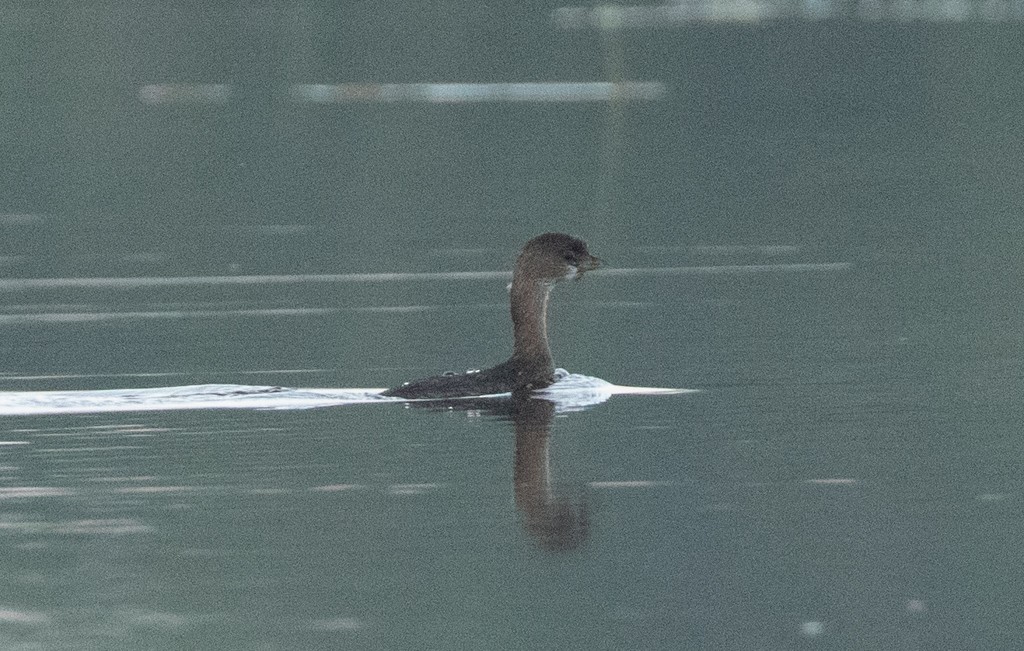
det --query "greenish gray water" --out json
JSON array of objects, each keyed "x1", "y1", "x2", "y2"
[{"x1": 2, "y1": 4, "x2": 1024, "y2": 649}]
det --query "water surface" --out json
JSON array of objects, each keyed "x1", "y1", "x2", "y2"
[{"x1": 3, "y1": 4, "x2": 1024, "y2": 649}]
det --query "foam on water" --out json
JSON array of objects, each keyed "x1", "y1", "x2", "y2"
[{"x1": 0, "y1": 370, "x2": 695, "y2": 416}]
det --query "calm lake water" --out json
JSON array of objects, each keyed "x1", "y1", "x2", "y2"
[{"x1": 3, "y1": 4, "x2": 1024, "y2": 650}]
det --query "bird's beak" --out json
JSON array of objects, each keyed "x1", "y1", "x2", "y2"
[{"x1": 574, "y1": 255, "x2": 602, "y2": 279}]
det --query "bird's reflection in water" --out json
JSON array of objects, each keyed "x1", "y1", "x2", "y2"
[
  {"x1": 407, "y1": 391, "x2": 589, "y2": 552},
  {"x1": 509, "y1": 394, "x2": 589, "y2": 552}
]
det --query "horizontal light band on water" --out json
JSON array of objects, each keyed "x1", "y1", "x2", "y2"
[
  {"x1": 138, "y1": 84, "x2": 232, "y2": 104},
  {"x1": 0, "y1": 308, "x2": 341, "y2": 324},
  {"x1": 553, "y1": 1, "x2": 1024, "y2": 26},
  {"x1": 0, "y1": 263, "x2": 851, "y2": 291},
  {"x1": 554, "y1": 3, "x2": 782, "y2": 27},
  {"x1": 138, "y1": 82, "x2": 667, "y2": 104},
  {"x1": 291, "y1": 81, "x2": 666, "y2": 103},
  {"x1": 588, "y1": 480, "x2": 674, "y2": 488}
]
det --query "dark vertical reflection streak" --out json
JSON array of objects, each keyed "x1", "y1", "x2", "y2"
[
  {"x1": 402, "y1": 392, "x2": 590, "y2": 552},
  {"x1": 510, "y1": 394, "x2": 589, "y2": 552}
]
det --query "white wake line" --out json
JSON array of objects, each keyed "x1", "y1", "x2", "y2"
[
  {"x1": 0, "y1": 391, "x2": 388, "y2": 417},
  {"x1": 0, "y1": 382, "x2": 696, "y2": 416},
  {"x1": 0, "y1": 263, "x2": 851, "y2": 291},
  {"x1": 0, "y1": 369, "x2": 333, "y2": 382}
]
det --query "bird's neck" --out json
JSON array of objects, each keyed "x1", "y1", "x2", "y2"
[{"x1": 510, "y1": 275, "x2": 554, "y2": 370}]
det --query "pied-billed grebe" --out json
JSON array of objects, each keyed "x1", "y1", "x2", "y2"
[{"x1": 382, "y1": 233, "x2": 601, "y2": 399}]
